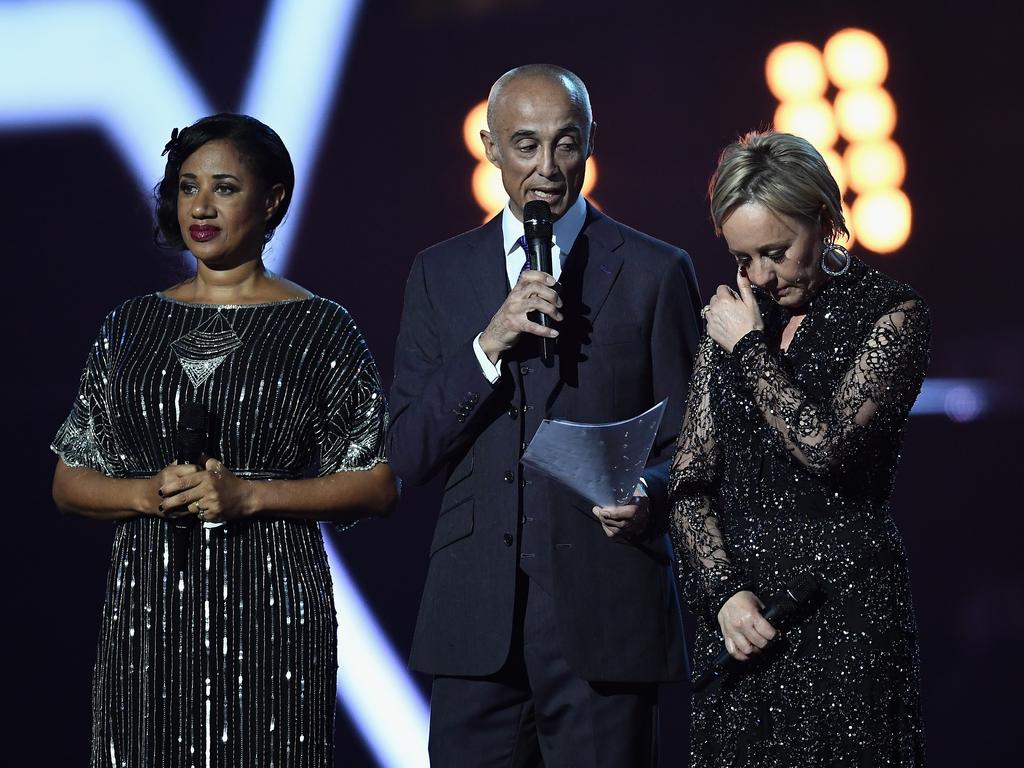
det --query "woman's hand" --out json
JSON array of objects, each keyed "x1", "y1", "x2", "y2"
[
  {"x1": 158, "y1": 458, "x2": 254, "y2": 523},
  {"x1": 717, "y1": 590, "x2": 778, "y2": 662},
  {"x1": 705, "y1": 270, "x2": 764, "y2": 353},
  {"x1": 142, "y1": 463, "x2": 200, "y2": 518}
]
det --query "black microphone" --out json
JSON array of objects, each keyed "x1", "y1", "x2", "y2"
[
  {"x1": 692, "y1": 572, "x2": 821, "y2": 692},
  {"x1": 170, "y1": 402, "x2": 207, "y2": 573},
  {"x1": 523, "y1": 199, "x2": 555, "y2": 363},
  {"x1": 176, "y1": 402, "x2": 207, "y2": 467}
]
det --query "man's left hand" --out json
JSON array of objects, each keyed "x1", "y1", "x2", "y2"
[{"x1": 593, "y1": 496, "x2": 650, "y2": 538}]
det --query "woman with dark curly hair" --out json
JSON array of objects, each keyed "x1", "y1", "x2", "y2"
[
  {"x1": 51, "y1": 113, "x2": 397, "y2": 766},
  {"x1": 670, "y1": 130, "x2": 928, "y2": 766}
]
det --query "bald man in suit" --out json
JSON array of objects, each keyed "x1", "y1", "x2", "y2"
[{"x1": 387, "y1": 64, "x2": 701, "y2": 766}]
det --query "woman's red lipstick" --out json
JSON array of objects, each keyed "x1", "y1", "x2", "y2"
[{"x1": 189, "y1": 225, "x2": 221, "y2": 242}]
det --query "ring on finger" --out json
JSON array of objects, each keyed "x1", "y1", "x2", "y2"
[{"x1": 700, "y1": 305, "x2": 710, "y2": 320}]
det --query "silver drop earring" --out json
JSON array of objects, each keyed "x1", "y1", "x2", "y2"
[{"x1": 821, "y1": 243, "x2": 851, "y2": 277}]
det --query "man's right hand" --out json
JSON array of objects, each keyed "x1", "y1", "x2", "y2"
[{"x1": 479, "y1": 270, "x2": 562, "y2": 364}]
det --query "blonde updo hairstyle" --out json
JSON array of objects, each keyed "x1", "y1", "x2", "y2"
[{"x1": 708, "y1": 131, "x2": 848, "y2": 248}]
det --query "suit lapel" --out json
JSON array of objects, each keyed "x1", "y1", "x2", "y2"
[
  {"x1": 545, "y1": 205, "x2": 625, "y2": 412},
  {"x1": 459, "y1": 206, "x2": 627, "y2": 415},
  {"x1": 569, "y1": 205, "x2": 625, "y2": 329},
  {"x1": 465, "y1": 214, "x2": 510, "y2": 326}
]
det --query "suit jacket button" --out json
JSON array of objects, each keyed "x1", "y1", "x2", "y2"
[
  {"x1": 507, "y1": 406, "x2": 519, "y2": 419},
  {"x1": 503, "y1": 533, "x2": 514, "y2": 547},
  {"x1": 503, "y1": 471, "x2": 514, "y2": 483}
]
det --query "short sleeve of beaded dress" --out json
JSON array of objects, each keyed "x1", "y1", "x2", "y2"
[
  {"x1": 51, "y1": 294, "x2": 387, "y2": 768},
  {"x1": 668, "y1": 258, "x2": 929, "y2": 767}
]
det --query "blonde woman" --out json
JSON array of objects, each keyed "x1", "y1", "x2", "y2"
[{"x1": 670, "y1": 130, "x2": 928, "y2": 766}]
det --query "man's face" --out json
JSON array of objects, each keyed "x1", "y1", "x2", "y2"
[{"x1": 481, "y1": 76, "x2": 595, "y2": 221}]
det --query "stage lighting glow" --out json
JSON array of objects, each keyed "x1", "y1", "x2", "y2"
[
  {"x1": 943, "y1": 385, "x2": 984, "y2": 423},
  {"x1": 851, "y1": 188, "x2": 911, "y2": 253},
  {"x1": 911, "y1": 379, "x2": 993, "y2": 421},
  {"x1": 0, "y1": 1, "x2": 208, "y2": 190},
  {"x1": 0, "y1": 0, "x2": 359, "y2": 276},
  {"x1": 824, "y1": 28, "x2": 889, "y2": 90},
  {"x1": 473, "y1": 161, "x2": 508, "y2": 217},
  {"x1": 841, "y1": 200, "x2": 856, "y2": 248},
  {"x1": 821, "y1": 147, "x2": 848, "y2": 196},
  {"x1": 845, "y1": 139, "x2": 906, "y2": 194},
  {"x1": 463, "y1": 99, "x2": 489, "y2": 161},
  {"x1": 765, "y1": 42, "x2": 828, "y2": 102},
  {"x1": 324, "y1": 538, "x2": 430, "y2": 767},
  {"x1": 582, "y1": 157, "x2": 598, "y2": 197},
  {"x1": 834, "y1": 87, "x2": 897, "y2": 143},
  {"x1": 763, "y1": 29, "x2": 909, "y2": 256},
  {"x1": 239, "y1": 0, "x2": 366, "y2": 271},
  {"x1": 773, "y1": 98, "x2": 838, "y2": 151}
]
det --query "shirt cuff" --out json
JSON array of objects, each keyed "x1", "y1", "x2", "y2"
[{"x1": 472, "y1": 333, "x2": 502, "y2": 384}]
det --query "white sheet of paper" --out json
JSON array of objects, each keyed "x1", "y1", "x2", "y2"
[{"x1": 520, "y1": 399, "x2": 668, "y2": 507}]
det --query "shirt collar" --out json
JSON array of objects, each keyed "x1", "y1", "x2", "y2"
[{"x1": 501, "y1": 194, "x2": 588, "y2": 258}]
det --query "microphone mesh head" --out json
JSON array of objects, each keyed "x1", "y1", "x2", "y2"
[{"x1": 524, "y1": 200, "x2": 552, "y2": 238}]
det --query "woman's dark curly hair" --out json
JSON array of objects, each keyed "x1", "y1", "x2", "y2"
[{"x1": 153, "y1": 113, "x2": 295, "y2": 250}]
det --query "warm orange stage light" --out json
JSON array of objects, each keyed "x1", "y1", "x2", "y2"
[
  {"x1": 765, "y1": 28, "x2": 910, "y2": 253},
  {"x1": 824, "y1": 28, "x2": 889, "y2": 90},
  {"x1": 834, "y1": 87, "x2": 897, "y2": 143},
  {"x1": 852, "y1": 189, "x2": 912, "y2": 255},
  {"x1": 765, "y1": 42, "x2": 828, "y2": 102},
  {"x1": 463, "y1": 100, "x2": 489, "y2": 162},
  {"x1": 773, "y1": 99, "x2": 839, "y2": 152}
]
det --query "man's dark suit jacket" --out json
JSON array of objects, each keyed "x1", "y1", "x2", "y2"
[{"x1": 387, "y1": 203, "x2": 701, "y2": 683}]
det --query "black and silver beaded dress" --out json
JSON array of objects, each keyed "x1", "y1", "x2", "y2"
[
  {"x1": 669, "y1": 258, "x2": 929, "y2": 766},
  {"x1": 52, "y1": 294, "x2": 387, "y2": 767}
]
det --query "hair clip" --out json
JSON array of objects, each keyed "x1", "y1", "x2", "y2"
[{"x1": 161, "y1": 127, "x2": 180, "y2": 157}]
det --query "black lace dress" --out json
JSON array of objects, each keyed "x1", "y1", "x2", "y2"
[
  {"x1": 669, "y1": 258, "x2": 929, "y2": 766},
  {"x1": 52, "y1": 294, "x2": 387, "y2": 768}
]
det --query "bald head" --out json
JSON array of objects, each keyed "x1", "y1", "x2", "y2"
[{"x1": 486, "y1": 64, "x2": 593, "y2": 140}]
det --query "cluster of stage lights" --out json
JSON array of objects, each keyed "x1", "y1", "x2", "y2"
[
  {"x1": 766, "y1": 28, "x2": 911, "y2": 254},
  {"x1": 462, "y1": 29, "x2": 907, "y2": 251},
  {"x1": 462, "y1": 100, "x2": 599, "y2": 221}
]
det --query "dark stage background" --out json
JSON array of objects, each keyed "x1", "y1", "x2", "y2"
[{"x1": 3, "y1": 0, "x2": 1018, "y2": 765}]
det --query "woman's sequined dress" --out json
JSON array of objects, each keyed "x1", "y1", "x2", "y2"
[
  {"x1": 52, "y1": 294, "x2": 387, "y2": 767},
  {"x1": 669, "y1": 259, "x2": 929, "y2": 766}
]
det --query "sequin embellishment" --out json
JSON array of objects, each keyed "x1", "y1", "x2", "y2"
[
  {"x1": 669, "y1": 258, "x2": 930, "y2": 766},
  {"x1": 171, "y1": 311, "x2": 243, "y2": 388},
  {"x1": 50, "y1": 294, "x2": 389, "y2": 767}
]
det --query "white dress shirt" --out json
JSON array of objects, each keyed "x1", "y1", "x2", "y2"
[{"x1": 473, "y1": 195, "x2": 588, "y2": 383}]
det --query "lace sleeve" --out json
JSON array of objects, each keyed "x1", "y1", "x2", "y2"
[
  {"x1": 669, "y1": 335, "x2": 752, "y2": 612},
  {"x1": 732, "y1": 298, "x2": 930, "y2": 477}
]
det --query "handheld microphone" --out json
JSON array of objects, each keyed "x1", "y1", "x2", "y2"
[
  {"x1": 170, "y1": 402, "x2": 207, "y2": 573},
  {"x1": 523, "y1": 200, "x2": 555, "y2": 363},
  {"x1": 176, "y1": 402, "x2": 207, "y2": 467},
  {"x1": 692, "y1": 572, "x2": 821, "y2": 692}
]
